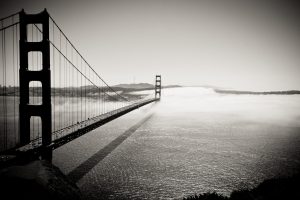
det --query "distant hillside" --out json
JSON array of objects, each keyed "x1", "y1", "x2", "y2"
[
  {"x1": 214, "y1": 89, "x2": 300, "y2": 95},
  {"x1": 197, "y1": 85, "x2": 225, "y2": 90},
  {"x1": 0, "y1": 84, "x2": 182, "y2": 97},
  {"x1": 113, "y1": 83, "x2": 154, "y2": 89},
  {"x1": 113, "y1": 83, "x2": 182, "y2": 90},
  {"x1": 164, "y1": 85, "x2": 182, "y2": 88}
]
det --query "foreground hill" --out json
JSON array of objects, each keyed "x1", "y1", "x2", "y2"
[{"x1": 184, "y1": 174, "x2": 300, "y2": 200}]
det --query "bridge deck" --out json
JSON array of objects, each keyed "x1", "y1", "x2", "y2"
[{"x1": 1, "y1": 98, "x2": 158, "y2": 162}]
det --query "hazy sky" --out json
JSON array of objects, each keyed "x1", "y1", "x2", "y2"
[{"x1": 1, "y1": 0, "x2": 300, "y2": 90}]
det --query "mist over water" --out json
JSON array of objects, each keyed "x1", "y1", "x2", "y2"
[{"x1": 51, "y1": 87, "x2": 300, "y2": 199}]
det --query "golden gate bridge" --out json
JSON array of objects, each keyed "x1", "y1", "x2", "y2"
[{"x1": 0, "y1": 9, "x2": 161, "y2": 165}]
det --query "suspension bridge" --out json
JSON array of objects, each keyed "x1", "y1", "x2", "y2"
[{"x1": 0, "y1": 9, "x2": 161, "y2": 165}]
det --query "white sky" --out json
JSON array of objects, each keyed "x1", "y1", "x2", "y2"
[{"x1": 1, "y1": 0, "x2": 300, "y2": 91}]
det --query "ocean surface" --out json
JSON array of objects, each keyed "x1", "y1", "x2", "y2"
[{"x1": 35, "y1": 87, "x2": 300, "y2": 199}]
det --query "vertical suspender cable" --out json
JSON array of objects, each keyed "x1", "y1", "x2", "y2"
[
  {"x1": 2, "y1": 23, "x2": 7, "y2": 150},
  {"x1": 31, "y1": 24, "x2": 34, "y2": 140},
  {"x1": 12, "y1": 17, "x2": 16, "y2": 146},
  {"x1": 59, "y1": 31, "x2": 61, "y2": 131},
  {"x1": 53, "y1": 20, "x2": 55, "y2": 134},
  {"x1": 65, "y1": 38, "x2": 67, "y2": 128},
  {"x1": 16, "y1": 20, "x2": 19, "y2": 144},
  {"x1": 80, "y1": 58, "x2": 82, "y2": 123},
  {"x1": 36, "y1": 25, "x2": 40, "y2": 141}
]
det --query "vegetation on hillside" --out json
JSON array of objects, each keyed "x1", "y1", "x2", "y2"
[{"x1": 183, "y1": 174, "x2": 300, "y2": 200}]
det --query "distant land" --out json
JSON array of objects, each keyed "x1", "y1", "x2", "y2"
[
  {"x1": 113, "y1": 83, "x2": 181, "y2": 90},
  {"x1": 0, "y1": 83, "x2": 181, "y2": 101},
  {"x1": 2, "y1": 84, "x2": 300, "y2": 96},
  {"x1": 184, "y1": 85, "x2": 300, "y2": 95},
  {"x1": 214, "y1": 89, "x2": 300, "y2": 95},
  {"x1": 113, "y1": 83, "x2": 153, "y2": 89},
  {"x1": 195, "y1": 85, "x2": 226, "y2": 90}
]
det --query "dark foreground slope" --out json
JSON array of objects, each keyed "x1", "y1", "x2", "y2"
[
  {"x1": 184, "y1": 174, "x2": 300, "y2": 200},
  {"x1": 0, "y1": 160, "x2": 82, "y2": 200}
]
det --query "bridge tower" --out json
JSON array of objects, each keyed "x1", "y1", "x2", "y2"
[
  {"x1": 19, "y1": 9, "x2": 52, "y2": 159},
  {"x1": 155, "y1": 75, "x2": 161, "y2": 99}
]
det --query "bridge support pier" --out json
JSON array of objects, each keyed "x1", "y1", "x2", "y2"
[{"x1": 19, "y1": 9, "x2": 52, "y2": 160}]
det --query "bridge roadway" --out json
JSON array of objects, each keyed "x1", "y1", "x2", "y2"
[{"x1": 1, "y1": 98, "x2": 158, "y2": 163}]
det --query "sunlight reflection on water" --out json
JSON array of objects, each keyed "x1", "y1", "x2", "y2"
[{"x1": 53, "y1": 87, "x2": 300, "y2": 200}]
